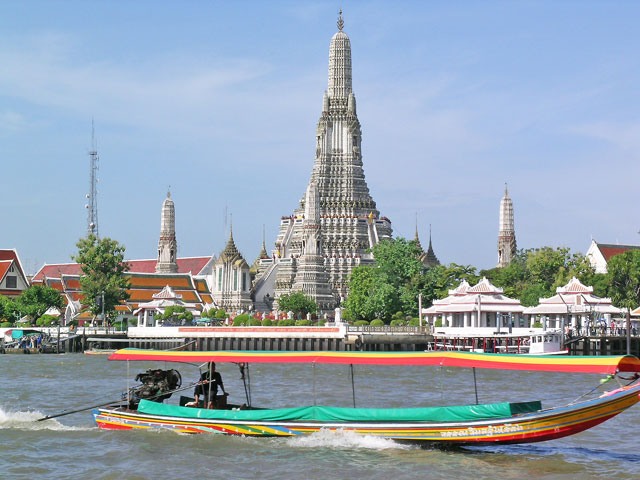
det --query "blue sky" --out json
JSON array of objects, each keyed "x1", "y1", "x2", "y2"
[{"x1": 2, "y1": 1, "x2": 639, "y2": 275}]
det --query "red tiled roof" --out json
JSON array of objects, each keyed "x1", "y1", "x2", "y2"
[
  {"x1": 69, "y1": 292, "x2": 84, "y2": 302},
  {"x1": 128, "y1": 275, "x2": 193, "y2": 289},
  {"x1": 597, "y1": 244, "x2": 640, "y2": 262},
  {"x1": 0, "y1": 260, "x2": 11, "y2": 282},
  {"x1": 32, "y1": 263, "x2": 82, "y2": 283},
  {"x1": 129, "y1": 289, "x2": 201, "y2": 303},
  {"x1": 62, "y1": 276, "x2": 82, "y2": 290},
  {"x1": 126, "y1": 257, "x2": 211, "y2": 274},
  {"x1": 0, "y1": 289, "x2": 21, "y2": 297},
  {"x1": 195, "y1": 279, "x2": 208, "y2": 292},
  {"x1": 0, "y1": 250, "x2": 27, "y2": 284},
  {"x1": 200, "y1": 294, "x2": 213, "y2": 304},
  {"x1": 32, "y1": 256, "x2": 212, "y2": 282},
  {"x1": 0, "y1": 250, "x2": 18, "y2": 262}
]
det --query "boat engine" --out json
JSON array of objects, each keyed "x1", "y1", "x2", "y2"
[{"x1": 129, "y1": 369, "x2": 182, "y2": 407}]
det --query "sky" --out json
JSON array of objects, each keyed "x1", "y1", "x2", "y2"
[{"x1": 2, "y1": 1, "x2": 639, "y2": 276}]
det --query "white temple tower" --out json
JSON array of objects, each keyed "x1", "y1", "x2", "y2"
[
  {"x1": 156, "y1": 190, "x2": 178, "y2": 273},
  {"x1": 289, "y1": 181, "x2": 336, "y2": 312},
  {"x1": 212, "y1": 226, "x2": 253, "y2": 313},
  {"x1": 263, "y1": 12, "x2": 392, "y2": 307},
  {"x1": 497, "y1": 184, "x2": 516, "y2": 268}
]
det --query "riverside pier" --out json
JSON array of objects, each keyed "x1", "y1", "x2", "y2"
[{"x1": 9, "y1": 325, "x2": 433, "y2": 353}]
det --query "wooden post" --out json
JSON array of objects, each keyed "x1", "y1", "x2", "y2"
[{"x1": 626, "y1": 310, "x2": 631, "y2": 355}]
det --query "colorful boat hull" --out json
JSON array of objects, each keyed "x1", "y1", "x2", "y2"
[{"x1": 93, "y1": 383, "x2": 640, "y2": 444}]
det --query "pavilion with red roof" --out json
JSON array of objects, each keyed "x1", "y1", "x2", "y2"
[
  {"x1": 0, "y1": 249, "x2": 29, "y2": 298},
  {"x1": 586, "y1": 239, "x2": 640, "y2": 274},
  {"x1": 31, "y1": 256, "x2": 216, "y2": 325}
]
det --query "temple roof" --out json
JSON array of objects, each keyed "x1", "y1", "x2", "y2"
[
  {"x1": 415, "y1": 223, "x2": 440, "y2": 268},
  {"x1": 0, "y1": 249, "x2": 27, "y2": 285},
  {"x1": 152, "y1": 285, "x2": 182, "y2": 300},
  {"x1": 467, "y1": 277, "x2": 504, "y2": 294},
  {"x1": 218, "y1": 228, "x2": 248, "y2": 267},
  {"x1": 32, "y1": 256, "x2": 213, "y2": 283},
  {"x1": 594, "y1": 242, "x2": 640, "y2": 262},
  {"x1": 556, "y1": 277, "x2": 593, "y2": 294},
  {"x1": 424, "y1": 278, "x2": 524, "y2": 314}
]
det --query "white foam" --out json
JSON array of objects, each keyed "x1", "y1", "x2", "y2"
[
  {"x1": 287, "y1": 428, "x2": 414, "y2": 450},
  {"x1": 0, "y1": 406, "x2": 94, "y2": 431}
]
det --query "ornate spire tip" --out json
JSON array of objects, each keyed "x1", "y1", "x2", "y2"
[{"x1": 337, "y1": 9, "x2": 344, "y2": 31}]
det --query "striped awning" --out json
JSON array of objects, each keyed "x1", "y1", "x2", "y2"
[{"x1": 108, "y1": 349, "x2": 640, "y2": 374}]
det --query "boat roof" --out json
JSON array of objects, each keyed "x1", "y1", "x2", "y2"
[{"x1": 107, "y1": 349, "x2": 640, "y2": 374}]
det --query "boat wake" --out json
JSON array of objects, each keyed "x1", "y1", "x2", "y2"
[
  {"x1": 287, "y1": 429, "x2": 414, "y2": 450},
  {"x1": 0, "y1": 406, "x2": 94, "y2": 432}
]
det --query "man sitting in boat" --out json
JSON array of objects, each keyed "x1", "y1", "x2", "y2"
[{"x1": 193, "y1": 362, "x2": 226, "y2": 409}]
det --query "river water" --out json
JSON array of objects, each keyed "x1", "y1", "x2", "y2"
[{"x1": 1, "y1": 354, "x2": 639, "y2": 480}]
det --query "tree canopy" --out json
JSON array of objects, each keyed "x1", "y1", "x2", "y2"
[
  {"x1": 72, "y1": 235, "x2": 130, "y2": 322},
  {"x1": 157, "y1": 305, "x2": 193, "y2": 325},
  {"x1": 14, "y1": 284, "x2": 65, "y2": 321},
  {"x1": 277, "y1": 291, "x2": 317, "y2": 316},
  {"x1": 606, "y1": 250, "x2": 640, "y2": 310},
  {"x1": 0, "y1": 294, "x2": 17, "y2": 321}
]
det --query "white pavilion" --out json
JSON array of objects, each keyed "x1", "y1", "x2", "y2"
[
  {"x1": 422, "y1": 277, "x2": 526, "y2": 335},
  {"x1": 523, "y1": 277, "x2": 621, "y2": 331},
  {"x1": 134, "y1": 285, "x2": 201, "y2": 328}
]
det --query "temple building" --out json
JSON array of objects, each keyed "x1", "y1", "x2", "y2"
[
  {"x1": 156, "y1": 190, "x2": 178, "y2": 273},
  {"x1": 422, "y1": 277, "x2": 526, "y2": 332},
  {"x1": 134, "y1": 285, "x2": 199, "y2": 327},
  {"x1": 497, "y1": 184, "x2": 516, "y2": 268},
  {"x1": 415, "y1": 223, "x2": 440, "y2": 268},
  {"x1": 211, "y1": 227, "x2": 253, "y2": 314},
  {"x1": 254, "y1": 13, "x2": 392, "y2": 312},
  {"x1": 585, "y1": 239, "x2": 640, "y2": 274},
  {"x1": 0, "y1": 249, "x2": 29, "y2": 298},
  {"x1": 286, "y1": 181, "x2": 336, "y2": 312},
  {"x1": 523, "y1": 277, "x2": 621, "y2": 330}
]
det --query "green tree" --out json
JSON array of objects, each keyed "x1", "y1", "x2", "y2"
[
  {"x1": 371, "y1": 238, "x2": 423, "y2": 286},
  {"x1": 214, "y1": 308, "x2": 227, "y2": 319},
  {"x1": 344, "y1": 266, "x2": 395, "y2": 320},
  {"x1": 0, "y1": 294, "x2": 16, "y2": 321},
  {"x1": 36, "y1": 314, "x2": 58, "y2": 326},
  {"x1": 277, "y1": 291, "x2": 317, "y2": 316},
  {"x1": 157, "y1": 305, "x2": 193, "y2": 325},
  {"x1": 14, "y1": 285, "x2": 64, "y2": 321},
  {"x1": 72, "y1": 235, "x2": 130, "y2": 322},
  {"x1": 607, "y1": 250, "x2": 640, "y2": 310}
]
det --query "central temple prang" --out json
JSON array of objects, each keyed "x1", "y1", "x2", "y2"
[{"x1": 253, "y1": 14, "x2": 392, "y2": 314}]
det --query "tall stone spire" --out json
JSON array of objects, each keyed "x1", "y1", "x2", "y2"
[
  {"x1": 497, "y1": 183, "x2": 516, "y2": 268},
  {"x1": 156, "y1": 189, "x2": 178, "y2": 273},
  {"x1": 266, "y1": 12, "x2": 392, "y2": 309},
  {"x1": 328, "y1": 10, "x2": 352, "y2": 100}
]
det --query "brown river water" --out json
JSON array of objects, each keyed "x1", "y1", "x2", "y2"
[{"x1": 1, "y1": 354, "x2": 639, "y2": 480}]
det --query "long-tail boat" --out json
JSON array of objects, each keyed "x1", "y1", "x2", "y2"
[{"x1": 93, "y1": 349, "x2": 640, "y2": 445}]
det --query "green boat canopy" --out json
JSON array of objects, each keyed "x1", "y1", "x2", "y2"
[{"x1": 137, "y1": 399, "x2": 542, "y2": 423}]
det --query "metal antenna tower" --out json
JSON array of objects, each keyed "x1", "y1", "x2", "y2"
[{"x1": 86, "y1": 120, "x2": 99, "y2": 237}]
